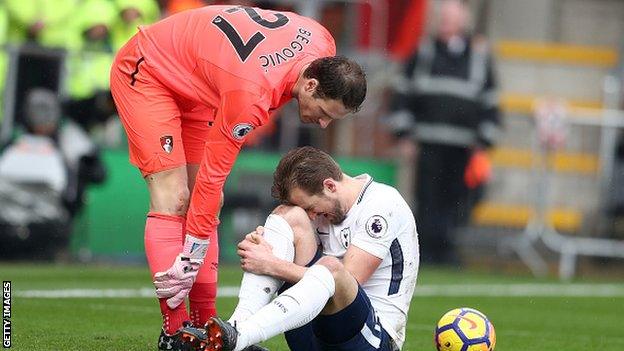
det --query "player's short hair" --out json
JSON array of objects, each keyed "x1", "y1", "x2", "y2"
[
  {"x1": 272, "y1": 146, "x2": 343, "y2": 203},
  {"x1": 303, "y1": 56, "x2": 367, "y2": 112}
]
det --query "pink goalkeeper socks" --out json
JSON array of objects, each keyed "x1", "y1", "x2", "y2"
[
  {"x1": 189, "y1": 282, "x2": 217, "y2": 327},
  {"x1": 145, "y1": 212, "x2": 189, "y2": 334},
  {"x1": 190, "y1": 230, "x2": 219, "y2": 327}
]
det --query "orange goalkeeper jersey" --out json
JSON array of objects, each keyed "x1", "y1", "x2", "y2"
[{"x1": 137, "y1": 5, "x2": 336, "y2": 238}]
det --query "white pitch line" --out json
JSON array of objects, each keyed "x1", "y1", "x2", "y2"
[
  {"x1": 16, "y1": 287, "x2": 157, "y2": 298},
  {"x1": 14, "y1": 284, "x2": 624, "y2": 299},
  {"x1": 413, "y1": 283, "x2": 624, "y2": 297}
]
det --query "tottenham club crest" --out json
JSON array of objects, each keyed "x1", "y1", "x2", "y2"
[
  {"x1": 160, "y1": 135, "x2": 173, "y2": 154},
  {"x1": 340, "y1": 228, "x2": 351, "y2": 248},
  {"x1": 365, "y1": 215, "x2": 388, "y2": 239},
  {"x1": 232, "y1": 123, "x2": 254, "y2": 140}
]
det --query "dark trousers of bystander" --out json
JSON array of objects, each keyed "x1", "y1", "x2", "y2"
[{"x1": 415, "y1": 143, "x2": 472, "y2": 265}]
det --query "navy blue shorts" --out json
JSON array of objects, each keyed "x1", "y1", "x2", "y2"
[{"x1": 278, "y1": 248, "x2": 396, "y2": 351}]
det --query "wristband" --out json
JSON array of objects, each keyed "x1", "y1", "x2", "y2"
[{"x1": 182, "y1": 234, "x2": 209, "y2": 260}]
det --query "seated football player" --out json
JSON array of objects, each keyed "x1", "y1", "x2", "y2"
[{"x1": 173, "y1": 147, "x2": 420, "y2": 351}]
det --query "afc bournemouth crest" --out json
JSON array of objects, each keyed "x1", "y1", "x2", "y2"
[
  {"x1": 160, "y1": 135, "x2": 173, "y2": 154},
  {"x1": 365, "y1": 215, "x2": 388, "y2": 239},
  {"x1": 340, "y1": 228, "x2": 351, "y2": 248},
  {"x1": 232, "y1": 123, "x2": 254, "y2": 140}
]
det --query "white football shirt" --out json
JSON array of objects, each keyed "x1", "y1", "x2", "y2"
[{"x1": 314, "y1": 174, "x2": 419, "y2": 349}]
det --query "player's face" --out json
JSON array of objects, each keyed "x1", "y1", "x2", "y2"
[
  {"x1": 289, "y1": 187, "x2": 347, "y2": 225},
  {"x1": 297, "y1": 81, "x2": 351, "y2": 129}
]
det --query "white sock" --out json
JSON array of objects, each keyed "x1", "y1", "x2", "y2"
[
  {"x1": 233, "y1": 265, "x2": 336, "y2": 351},
  {"x1": 228, "y1": 215, "x2": 296, "y2": 326}
]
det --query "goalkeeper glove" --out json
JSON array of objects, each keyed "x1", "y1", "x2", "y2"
[{"x1": 153, "y1": 234, "x2": 209, "y2": 309}]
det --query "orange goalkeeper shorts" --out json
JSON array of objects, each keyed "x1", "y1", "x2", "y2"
[{"x1": 110, "y1": 35, "x2": 213, "y2": 177}]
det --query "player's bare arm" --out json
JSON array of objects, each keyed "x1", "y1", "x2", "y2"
[{"x1": 342, "y1": 244, "x2": 383, "y2": 284}]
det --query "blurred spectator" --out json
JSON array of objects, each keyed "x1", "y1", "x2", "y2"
[
  {"x1": 4, "y1": 0, "x2": 79, "y2": 48},
  {"x1": 387, "y1": 0, "x2": 501, "y2": 264},
  {"x1": 112, "y1": 0, "x2": 161, "y2": 51},
  {"x1": 64, "y1": 0, "x2": 118, "y2": 131},
  {"x1": 2, "y1": 88, "x2": 107, "y2": 213},
  {"x1": 0, "y1": 89, "x2": 67, "y2": 194},
  {"x1": 0, "y1": 88, "x2": 106, "y2": 258}
]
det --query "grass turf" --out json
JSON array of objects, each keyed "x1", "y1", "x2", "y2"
[{"x1": 1, "y1": 264, "x2": 623, "y2": 350}]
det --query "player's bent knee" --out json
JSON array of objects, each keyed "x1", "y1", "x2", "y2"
[
  {"x1": 316, "y1": 256, "x2": 344, "y2": 275},
  {"x1": 269, "y1": 205, "x2": 318, "y2": 267},
  {"x1": 316, "y1": 256, "x2": 357, "y2": 292},
  {"x1": 272, "y1": 205, "x2": 311, "y2": 232},
  {"x1": 272, "y1": 204, "x2": 305, "y2": 218}
]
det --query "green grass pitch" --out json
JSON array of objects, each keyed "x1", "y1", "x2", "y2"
[{"x1": 1, "y1": 263, "x2": 623, "y2": 350}]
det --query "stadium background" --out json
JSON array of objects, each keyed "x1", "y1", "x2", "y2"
[{"x1": 1, "y1": 0, "x2": 624, "y2": 350}]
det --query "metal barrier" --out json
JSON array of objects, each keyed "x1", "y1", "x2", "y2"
[{"x1": 506, "y1": 76, "x2": 624, "y2": 280}]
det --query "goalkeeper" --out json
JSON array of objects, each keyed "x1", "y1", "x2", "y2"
[{"x1": 110, "y1": 5, "x2": 366, "y2": 350}]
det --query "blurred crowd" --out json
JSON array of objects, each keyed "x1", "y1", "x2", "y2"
[
  {"x1": 0, "y1": 0, "x2": 356, "y2": 259},
  {"x1": 0, "y1": 0, "x2": 350, "y2": 141},
  {"x1": 0, "y1": 0, "x2": 263, "y2": 131},
  {"x1": 0, "y1": 0, "x2": 501, "y2": 263},
  {"x1": 0, "y1": 0, "x2": 246, "y2": 258}
]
